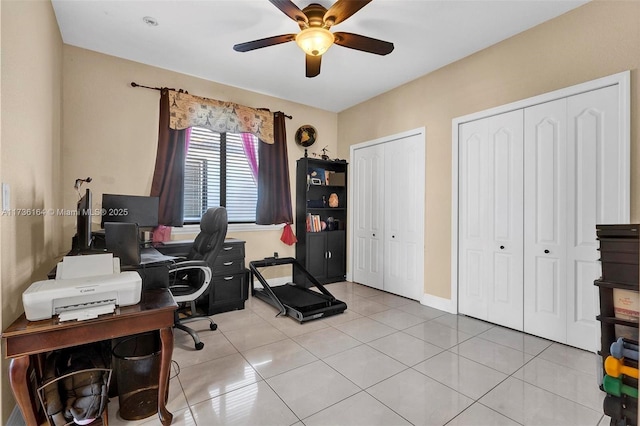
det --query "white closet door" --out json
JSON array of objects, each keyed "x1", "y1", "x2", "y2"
[
  {"x1": 384, "y1": 134, "x2": 425, "y2": 300},
  {"x1": 524, "y1": 99, "x2": 568, "y2": 343},
  {"x1": 459, "y1": 111, "x2": 524, "y2": 329},
  {"x1": 456, "y1": 73, "x2": 628, "y2": 351},
  {"x1": 459, "y1": 118, "x2": 490, "y2": 320},
  {"x1": 487, "y1": 111, "x2": 524, "y2": 330},
  {"x1": 566, "y1": 86, "x2": 620, "y2": 351},
  {"x1": 352, "y1": 143, "x2": 385, "y2": 289}
]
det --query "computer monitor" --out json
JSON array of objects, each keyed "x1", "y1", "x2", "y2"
[
  {"x1": 101, "y1": 194, "x2": 159, "y2": 229},
  {"x1": 76, "y1": 188, "x2": 92, "y2": 250}
]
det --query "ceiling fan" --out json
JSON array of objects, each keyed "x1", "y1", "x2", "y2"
[{"x1": 233, "y1": 0, "x2": 394, "y2": 78}]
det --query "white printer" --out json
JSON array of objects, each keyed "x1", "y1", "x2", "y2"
[{"x1": 22, "y1": 253, "x2": 142, "y2": 322}]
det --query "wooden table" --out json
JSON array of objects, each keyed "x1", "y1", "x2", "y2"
[{"x1": 2, "y1": 288, "x2": 177, "y2": 426}]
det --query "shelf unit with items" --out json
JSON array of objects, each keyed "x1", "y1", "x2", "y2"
[
  {"x1": 596, "y1": 224, "x2": 639, "y2": 426},
  {"x1": 295, "y1": 157, "x2": 348, "y2": 285}
]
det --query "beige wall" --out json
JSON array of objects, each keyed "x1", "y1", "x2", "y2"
[
  {"x1": 338, "y1": 0, "x2": 640, "y2": 301},
  {"x1": 1, "y1": 0, "x2": 63, "y2": 421},
  {"x1": 62, "y1": 46, "x2": 338, "y2": 268}
]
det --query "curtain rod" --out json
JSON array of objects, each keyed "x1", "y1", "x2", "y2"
[
  {"x1": 130, "y1": 81, "x2": 188, "y2": 93},
  {"x1": 131, "y1": 81, "x2": 292, "y2": 119}
]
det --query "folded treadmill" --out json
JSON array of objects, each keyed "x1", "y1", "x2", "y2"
[{"x1": 249, "y1": 257, "x2": 347, "y2": 322}]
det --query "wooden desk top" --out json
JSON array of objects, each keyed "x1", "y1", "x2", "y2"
[{"x1": 2, "y1": 289, "x2": 177, "y2": 358}]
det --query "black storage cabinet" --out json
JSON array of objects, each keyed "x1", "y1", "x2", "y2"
[
  {"x1": 295, "y1": 157, "x2": 348, "y2": 285},
  {"x1": 205, "y1": 238, "x2": 248, "y2": 315}
]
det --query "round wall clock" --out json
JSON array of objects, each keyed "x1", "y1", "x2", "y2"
[{"x1": 295, "y1": 125, "x2": 317, "y2": 148}]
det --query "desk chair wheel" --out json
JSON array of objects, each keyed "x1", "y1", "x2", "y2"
[
  {"x1": 195, "y1": 342, "x2": 204, "y2": 351},
  {"x1": 210, "y1": 323, "x2": 218, "y2": 331}
]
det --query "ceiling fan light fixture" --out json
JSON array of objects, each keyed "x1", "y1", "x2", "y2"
[{"x1": 295, "y1": 27, "x2": 334, "y2": 56}]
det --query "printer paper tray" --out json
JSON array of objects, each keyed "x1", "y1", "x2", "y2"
[{"x1": 58, "y1": 303, "x2": 116, "y2": 322}]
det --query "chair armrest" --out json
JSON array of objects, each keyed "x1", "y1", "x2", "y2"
[
  {"x1": 168, "y1": 261, "x2": 212, "y2": 303},
  {"x1": 169, "y1": 260, "x2": 209, "y2": 272}
]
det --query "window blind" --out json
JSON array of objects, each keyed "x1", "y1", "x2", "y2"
[{"x1": 183, "y1": 127, "x2": 258, "y2": 223}]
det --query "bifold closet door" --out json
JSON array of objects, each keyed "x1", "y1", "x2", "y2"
[
  {"x1": 459, "y1": 110, "x2": 524, "y2": 330},
  {"x1": 352, "y1": 143, "x2": 385, "y2": 290},
  {"x1": 523, "y1": 98, "x2": 568, "y2": 344},
  {"x1": 383, "y1": 134, "x2": 425, "y2": 300},
  {"x1": 458, "y1": 79, "x2": 627, "y2": 352},
  {"x1": 352, "y1": 131, "x2": 425, "y2": 300},
  {"x1": 565, "y1": 85, "x2": 622, "y2": 350},
  {"x1": 524, "y1": 85, "x2": 622, "y2": 351}
]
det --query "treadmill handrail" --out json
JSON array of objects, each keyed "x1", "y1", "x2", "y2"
[
  {"x1": 251, "y1": 257, "x2": 336, "y2": 300},
  {"x1": 249, "y1": 256, "x2": 296, "y2": 268},
  {"x1": 249, "y1": 262, "x2": 287, "y2": 316}
]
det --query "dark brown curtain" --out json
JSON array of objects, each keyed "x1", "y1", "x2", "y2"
[
  {"x1": 256, "y1": 112, "x2": 293, "y2": 225},
  {"x1": 150, "y1": 89, "x2": 188, "y2": 226}
]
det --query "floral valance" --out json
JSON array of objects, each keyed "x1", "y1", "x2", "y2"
[{"x1": 167, "y1": 90, "x2": 274, "y2": 144}]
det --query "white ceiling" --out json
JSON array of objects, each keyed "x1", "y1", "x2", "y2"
[{"x1": 51, "y1": 0, "x2": 588, "y2": 112}]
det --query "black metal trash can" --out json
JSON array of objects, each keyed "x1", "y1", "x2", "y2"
[{"x1": 112, "y1": 332, "x2": 161, "y2": 420}]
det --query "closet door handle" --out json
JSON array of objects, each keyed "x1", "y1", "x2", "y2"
[
  {"x1": 223, "y1": 261, "x2": 234, "y2": 266},
  {"x1": 544, "y1": 249, "x2": 550, "y2": 254},
  {"x1": 500, "y1": 246, "x2": 505, "y2": 250},
  {"x1": 372, "y1": 233, "x2": 376, "y2": 237}
]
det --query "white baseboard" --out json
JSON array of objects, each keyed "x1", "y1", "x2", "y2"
[{"x1": 420, "y1": 293, "x2": 457, "y2": 314}]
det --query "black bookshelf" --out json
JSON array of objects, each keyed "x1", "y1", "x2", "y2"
[{"x1": 295, "y1": 157, "x2": 348, "y2": 285}]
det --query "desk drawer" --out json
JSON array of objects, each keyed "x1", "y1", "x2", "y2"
[
  {"x1": 203, "y1": 271, "x2": 249, "y2": 315},
  {"x1": 219, "y1": 241, "x2": 245, "y2": 259},
  {"x1": 212, "y1": 274, "x2": 246, "y2": 303},
  {"x1": 214, "y1": 257, "x2": 244, "y2": 275}
]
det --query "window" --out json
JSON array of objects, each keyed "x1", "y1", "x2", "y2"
[{"x1": 183, "y1": 127, "x2": 259, "y2": 223}]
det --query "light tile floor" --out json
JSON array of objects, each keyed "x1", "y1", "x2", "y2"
[{"x1": 108, "y1": 281, "x2": 610, "y2": 426}]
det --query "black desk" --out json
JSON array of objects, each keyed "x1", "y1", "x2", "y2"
[
  {"x1": 155, "y1": 239, "x2": 249, "y2": 315},
  {"x1": 51, "y1": 238, "x2": 249, "y2": 313},
  {"x1": 153, "y1": 239, "x2": 194, "y2": 256},
  {"x1": 48, "y1": 249, "x2": 174, "y2": 290}
]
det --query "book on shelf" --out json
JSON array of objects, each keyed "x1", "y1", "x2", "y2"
[{"x1": 306, "y1": 213, "x2": 323, "y2": 232}]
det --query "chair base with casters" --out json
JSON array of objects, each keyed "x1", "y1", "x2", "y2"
[
  {"x1": 174, "y1": 299, "x2": 217, "y2": 351},
  {"x1": 169, "y1": 260, "x2": 214, "y2": 350}
]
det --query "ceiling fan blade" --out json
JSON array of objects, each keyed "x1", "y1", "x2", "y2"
[
  {"x1": 233, "y1": 34, "x2": 296, "y2": 52},
  {"x1": 324, "y1": 0, "x2": 372, "y2": 26},
  {"x1": 333, "y1": 32, "x2": 394, "y2": 55},
  {"x1": 268, "y1": 0, "x2": 308, "y2": 25},
  {"x1": 306, "y1": 55, "x2": 321, "y2": 78}
]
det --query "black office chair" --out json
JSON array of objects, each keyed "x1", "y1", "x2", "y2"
[{"x1": 169, "y1": 207, "x2": 228, "y2": 350}]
